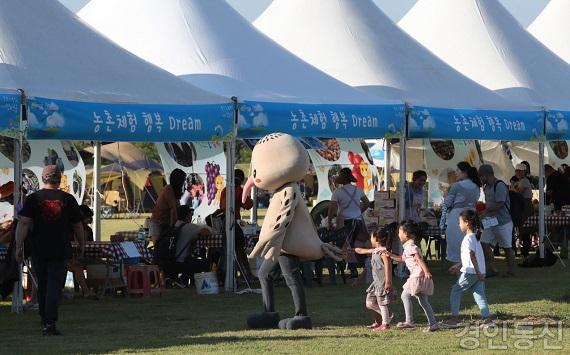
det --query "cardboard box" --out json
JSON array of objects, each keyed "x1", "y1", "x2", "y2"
[
  {"x1": 379, "y1": 215, "x2": 398, "y2": 226},
  {"x1": 377, "y1": 199, "x2": 396, "y2": 208},
  {"x1": 375, "y1": 191, "x2": 390, "y2": 200},
  {"x1": 378, "y1": 208, "x2": 397, "y2": 218}
]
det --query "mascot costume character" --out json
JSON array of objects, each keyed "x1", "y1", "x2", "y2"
[{"x1": 242, "y1": 133, "x2": 343, "y2": 330}]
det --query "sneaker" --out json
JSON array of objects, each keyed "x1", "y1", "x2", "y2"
[
  {"x1": 374, "y1": 324, "x2": 390, "y2": 331},
  {"x1": 423, "y1": 324, "x2": 440, "y2": 333},
  {"x1": 42, "y1": 323, "x2": 62, "y2": 336},
  {"x1": 366, "y1": 322, "x2": 380, "y2": 329},
  {"x1": 441, "y1": 319, "x2": 464, "y2": 329},
  {"x1": 396, "y1": 322, "x2": 416, "y2": 329}
]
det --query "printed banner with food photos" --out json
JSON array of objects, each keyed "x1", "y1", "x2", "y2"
[
  {"x1": 0, "y1": 139, "x2": 86, "y2": 222},
  {"x1": 546, "y1": 140, "x2": 570, "y2": 167},
  {"x1": 156, "y1": 141, "x2": 226, "y2": 220},
  {"x1": 306, "y1": 138, "x2": 380, "y2": 204},
  {"x1": 0, "y1": 91, "x2": 20, "y2": 138},
  {"x1": 424, "y1": 140, "x2": 481, "y2": 206}
]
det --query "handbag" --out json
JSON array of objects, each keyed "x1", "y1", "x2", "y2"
[{"x1": 317, "y1": 226, "x2": 351, "y2": 248}]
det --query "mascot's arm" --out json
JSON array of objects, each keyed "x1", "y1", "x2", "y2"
[{"x1": 249, "y1": 185, "x2": 297, "y2": 262}]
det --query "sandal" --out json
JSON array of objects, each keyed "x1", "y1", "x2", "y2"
[
  {"x1": 366, "y1": 322, "x2": 380, "y2": 329},
  {"x1": 374, "y1": 324, "x2": 390, "y2": 331}
]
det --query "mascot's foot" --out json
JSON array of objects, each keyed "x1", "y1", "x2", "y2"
[
  {"x1": 278, "y1": 316, "x2": 313, "y2": 330},
  {"x1": 247, "y1": 312, "x2": 280, "y2": 329}
]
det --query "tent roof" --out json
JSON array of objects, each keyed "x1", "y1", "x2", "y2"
[
  {"x1": 0, "y1": 0, "x2": 227, "y2": 105},
  {"x1": 254, "y1": 0, "x2": 526, "y2": 111},
  {"x1": 84, "y1": 142, "x2": 162, "y2": 171},
  {"x1": 79, "y1": 0, "x2": 391, "y2": 106},
  {"x1": 528, "y1": 0, "x2": 570, "y2": 65},
  {"x1": 0, "y1": 0, "x2": 234, "y2": 141},
  {"x1": 399, "y1": 0, "x2": 570, "y2": 111}
]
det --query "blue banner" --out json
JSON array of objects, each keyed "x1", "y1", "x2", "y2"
[
  {"x1": 408, "y1": 106, "x2": 544, "y2": 141},
  {"x1": 26, "y1": 97, "x2": 234, "y2": 142},
  {"x1": 237, "y1": 101, "x2": 405, "y2": 139},
  {"x1": 0, "y1": 91, "x2": 21, "y2": 137},
  {"x1": 546, "y1": 110, "x2": 570, "y2": 141}
]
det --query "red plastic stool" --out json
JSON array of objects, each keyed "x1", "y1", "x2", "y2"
[{"x1": 126, "y1": 265, "x2": 163, "y2": 297}]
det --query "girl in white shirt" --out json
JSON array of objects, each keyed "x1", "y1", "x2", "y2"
[{"x1": 445, "y1": 209, "x2": 495, "y2": 329}]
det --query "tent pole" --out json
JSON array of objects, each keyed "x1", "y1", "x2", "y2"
[
  {"x1": 384, "y1": 139, "x2": 391, "y2": 191},
  {"x1": 538, "y1": 142, "x2": 545, "y2": 259},
  {"x1": 395, "y1": 105, "x2": 410, "y2": 278},
  {"x1": 93, "y1": 141, "x2": 102, "y2": 241},
  {"x1": 225, "y1": 97, "x2": 238, "y2": 293},
  {"x1": 12, "y1": 89, "x2": 26, "y2": 314},
  {"x1": 398, "y1": 106, "x2": 409, "y2": 222},
  {"x1": 250, "y1": 186, "x2": 258, "y2": 225}
]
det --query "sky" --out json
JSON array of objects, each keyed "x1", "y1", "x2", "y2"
[{"x1": 60, "y1": 0, "x2": 550, "y2": 27}]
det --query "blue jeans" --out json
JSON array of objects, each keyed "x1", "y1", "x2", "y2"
[{"x1": 450, "y1": 272, "x2": 491, "y2": 318}]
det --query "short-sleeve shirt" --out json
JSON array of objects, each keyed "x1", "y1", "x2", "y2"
[
  {"x1": 20, "y1": 189, "x2": 81, "y2": 260},
  {"x1": 403, "y1": 240, "x2": 423, "y2": 277},
  {"x1": 515, "y1": 177, "x2": 532, "y2": 199},
  {"x1": 460, "y1": 233, "x2": 486, "y2": 274},
  {"x1": 483, "y1": 179, "x2": 511, "y2": 226},
  {"x1": 331, "y1": 184, "x2": 365, "y2": 220}
]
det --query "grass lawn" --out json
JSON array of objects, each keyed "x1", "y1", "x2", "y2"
[{"x1": 1, "y1": 256, "x2": 569, "y2": 354}]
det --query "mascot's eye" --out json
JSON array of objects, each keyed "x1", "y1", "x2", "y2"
[{"x1": 253, "y1": 169, "x2": 257, "y2": 178}]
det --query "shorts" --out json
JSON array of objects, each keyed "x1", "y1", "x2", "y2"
[{"x1": 481, "y1": 221, "x2": 513, "y2": 248}]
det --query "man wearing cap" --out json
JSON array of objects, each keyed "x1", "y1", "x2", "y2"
[
  {"x1": 15, "y1": 165, "x2": 84, "y2": 336},
  {"x1": 478, "y1": 164, "x2": 515, "y2": 278}
]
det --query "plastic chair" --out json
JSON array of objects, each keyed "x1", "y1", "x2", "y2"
[{"x1": 126, "y1": 265, "x2": 163, "y2": 297}]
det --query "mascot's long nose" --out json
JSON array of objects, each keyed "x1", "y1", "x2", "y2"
[{"x1": 242, "y1": 176, "x2": 255, "y2": 204}]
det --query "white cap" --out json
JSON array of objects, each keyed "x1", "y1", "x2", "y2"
[{"x1": 515, "y1": 163, "x2": 527, "y2": 171}]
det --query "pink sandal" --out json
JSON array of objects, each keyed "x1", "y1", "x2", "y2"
[{"x1": 396, "y1": 322, "x2": 416, "y2": 329}]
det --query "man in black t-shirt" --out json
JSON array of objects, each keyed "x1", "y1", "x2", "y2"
[{"x1": 16, "y1": 165, "x2": 84, "y2": 336}]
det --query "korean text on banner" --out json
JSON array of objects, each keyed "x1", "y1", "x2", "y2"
[
  {"x1": 26, "y1": 97, "x2": 234, "y2": 142},
  {"x1": 409, "y1": 106, "x2": 544, "y2": 141},
  {"x1": 237, "y1": 101, "x2": 406, "y2": 139}
]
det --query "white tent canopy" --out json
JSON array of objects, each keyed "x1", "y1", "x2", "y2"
[
  {"x1": 254, "y1": 0, "x2": 542, "y2": 143},
  {"x1": 0, "y1": 0, "x2": 227, "y2": 105},
  {"x1": 0, "y1": 0, "x2": 232, "y2": 142},
  {"x1": 79, "y1": 0, "x2": 405, "y2": 143},
  {"x1": 399, "y1": 0, "x2": 570, "y2": 113},
  {"x1": 528, "y1": 0, "x2": 570, "y2": 65},
  {"x1": 254, "y1": 0, "x2": 524, "y2": 111},
  {"x1": 79, "y1": 0, "x2": 392, "y2": 106}
]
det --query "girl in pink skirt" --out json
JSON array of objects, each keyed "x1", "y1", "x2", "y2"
[{"x1": 384, "y1": 222, "x2": 439, "y2": 332}]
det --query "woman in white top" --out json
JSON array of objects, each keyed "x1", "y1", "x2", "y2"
[
  {"x1": 328, "y1": 168, "x2": 370, "y2": 278},
  {"x1": 441, "y1": 162, "x2": 482, "y2": 263}
]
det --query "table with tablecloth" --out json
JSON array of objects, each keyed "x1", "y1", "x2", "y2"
[
  {"x1": 195, "y1": 234, "x2": 259, "y2": 254},
  {"x1": 73, "y1": 241, "x2": 152, "y2": 261},
  {"x1": 521, "y1": 214, "x2": 570, "y2": 257},
  {"x1": 523, "y1": 215, "x2": 570, "y2": 228}
]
